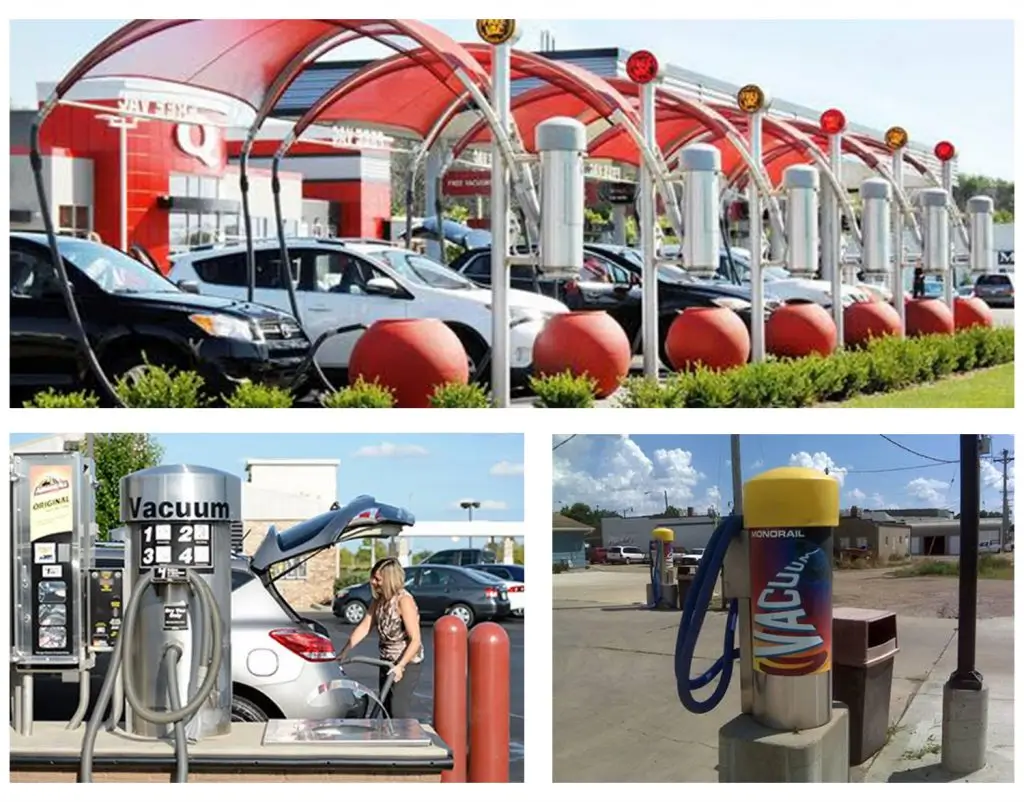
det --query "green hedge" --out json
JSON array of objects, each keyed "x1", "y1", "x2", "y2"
[{"x1": 619, "y1": 327, "x2": 1014, "y2": 409}]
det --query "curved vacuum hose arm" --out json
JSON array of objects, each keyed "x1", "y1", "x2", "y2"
[
  {"x1": 164, "y1": 645, "x2": 190, "y2": 783},
  {"x1": 66, "y1": 669, "x2": 92, "y2": 730},
  {"x1": 675, "y1": 515, "x2": 743, "y2": 715},
  {"x1": 29, "y1": 116, "x2": 125, "y2": 408},
  {"x1": 341, "y1": 655, "x2": 397, "y2": 719},
  {"x1": 240, "y1": 147, "x2": 256, "y2": 304}
]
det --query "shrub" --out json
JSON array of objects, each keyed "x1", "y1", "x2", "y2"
[
  {"x1": 429, "y1": 381, "x2": 490, "y2": 408},
  {"x1": 677, "y1": 366, "x2": 735, "y2": 408},
  {"x1": 530, "y1": 371, "x2": 597, "y2": 408},
  {"x1": 115, "y1": 363, "x2": 208, "y2": 408},
  {"x1": 24, "y1": 389, "x2": 100, "y2": 408},
  {"x1": 618, "y1": 376, "x2": 689, "y2": 408},
  {"x1": 223, "y1": 382, "x2": 294, "y2": 408},
  {"x1": 322, "y1": 378, "x2": 396, "y2": 408},
  {"x1": 334, "y1": 570, "x2": 371, "y2": 593},
  {"x1": 552, "y1": 561, "x2": 569, "y2": 574}
]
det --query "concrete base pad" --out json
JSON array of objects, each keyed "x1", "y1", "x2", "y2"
[
  {"x1": 646, "y1": 583, "x2": 680, "y2": 609},
  {"x1": 718, "y1": 704, "x2": 850, "y2": 782},
  {"x1": 941, "y1": 682, "x2": 989, "y2": 774}
]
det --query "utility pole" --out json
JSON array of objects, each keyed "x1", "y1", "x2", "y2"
[
  {"x1": 723, "y1": 434, "x2": 744, "y2": 612},
  {"x1": 993, "y1": 449, "x2": 1013, "y2": 551}
]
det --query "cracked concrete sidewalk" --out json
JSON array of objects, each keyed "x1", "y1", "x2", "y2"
[{"x1": 553, "y1": 571, "x2": 1014, "y2": 783}]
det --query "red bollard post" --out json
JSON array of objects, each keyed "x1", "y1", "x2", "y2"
[
  {"x1": 433, "y1": 615, "x2": 468, "y2": 783},
  {"x1": 468, "y1": 622, "x2": 510, "y2": 783}
]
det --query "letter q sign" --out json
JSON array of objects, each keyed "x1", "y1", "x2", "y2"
[{"x1": 175, "y1": 123, "x2": 219, "y2": 168}]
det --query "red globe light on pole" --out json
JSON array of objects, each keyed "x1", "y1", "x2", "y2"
[
  {"x1": 626, "y1": 50, "x2": 659, "y2": 85},
  {"x1": 819, "y1": 108, "x2": 846, "y2": 135},
  {"x1": 934, "y1": 140, "x2": 956, "y2": 162}
]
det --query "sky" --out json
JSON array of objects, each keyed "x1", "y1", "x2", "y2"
[
  {"x1": 9, "y1": 433, "x2": 524, "y2": 550},
  {"x1": 7, "y1": 19, "x2": 1014, "y2": 179},
  {"x1": 553, "y1": 434, "x2": 1015, "y2": 518}
]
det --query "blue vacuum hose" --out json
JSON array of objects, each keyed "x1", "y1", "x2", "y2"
[{"x1": 674, "y1": 515, "x2": 743, "y2": 714}]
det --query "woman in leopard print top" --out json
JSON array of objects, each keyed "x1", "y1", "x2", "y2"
[{"x1": 338, "y1": 557, "x2": 424, "y2": 718}]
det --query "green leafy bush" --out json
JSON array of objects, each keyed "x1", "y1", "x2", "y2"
[
  {"x1": 429, "y1": 381, "x2": 490, "y2": 408},
  {"x1": 322, "y1": 378, "x2": 396, "y2": 408},
  {"x1": 676, "y1": 366, "x2": 736, "y2": 408},
  {"x1": 619, "y1": 377, "x2": 689, "y2": 408},
  {"x1": 223, "y1": 382, "x2": 294, "y2": 408},
  {"x1": 530, "y1": 371, "x2": 597, "y2": 408},
  {"x1": 24, "y1": 389, "x2": 100, "y2": 408},
  {"x1": 115, "y1": 363, "x2": 208, "y2": 408}
]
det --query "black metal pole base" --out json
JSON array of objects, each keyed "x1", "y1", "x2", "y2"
[{"x1": 948, "y1": 667, "x2": 984, "y2": 692}]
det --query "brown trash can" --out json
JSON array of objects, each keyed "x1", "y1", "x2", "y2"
[
  {"x1": 677, "y1": 575, "x2": 695, "y2": 610},
  {"x1": 832, "y1": 607, "x2": 899, "y2": 765}
]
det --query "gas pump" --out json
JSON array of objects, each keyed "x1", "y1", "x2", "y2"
[
  {"x1": 78, "y1": 464, "x2": 240, "y2": 782},
  {"x1": 646, "y1": 527, "x2": 676, "y2": 609},
  {"x1": 674, "y1": 467, "x2": 845, "y2": 781}
]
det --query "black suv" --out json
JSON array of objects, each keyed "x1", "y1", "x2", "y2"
[
  {"x1": 451, "y1": 244, "x2": 770, "y2": 365},
  {"x1": 10, "y1": 233, "x2": 312, "y2": 405}
]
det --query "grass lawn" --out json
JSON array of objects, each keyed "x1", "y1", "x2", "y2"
[
  {"x1": 893, "y1": 555, "x2": 1014, "y2": 580},
  {"x1": 837, "y1": 363, "x2": 1014, "y2": 408}
]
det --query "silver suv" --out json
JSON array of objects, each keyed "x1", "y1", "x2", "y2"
[
  {"x1": 92, "y1": 496, "x2": 415, "y2": 721},
  {"x1": 607, "y1": 546, "x2": 646, "y2": 565}
]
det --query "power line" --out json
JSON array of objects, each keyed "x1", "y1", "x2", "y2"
[
  {"x1": 553, "y1": 435, "x2": 578, "y2": 452},
  {"x1": 879, "y1": 435, "x2": 958, "y2": 465},
  {"x1": 847, "y1": 462, "x2": 965, "y2": 475}
]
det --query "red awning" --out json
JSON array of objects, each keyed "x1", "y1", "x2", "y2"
[{"x1": 51, "y1": 19, "x2": 487, "y2": 127}]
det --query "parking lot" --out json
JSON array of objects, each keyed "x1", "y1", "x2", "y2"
[
  {"x1": 553, "y1": 565, "x2": 1014, "y2": 782},
  {"x1": 312, "y1": 612, "x2": 526, "y2": 782}
]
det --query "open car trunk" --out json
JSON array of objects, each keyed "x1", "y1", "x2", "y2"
[{"x1": 249, "y1": 495, "x2": 415, "y2": 634}]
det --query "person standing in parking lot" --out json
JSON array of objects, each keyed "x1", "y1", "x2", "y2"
[{"x1": 338, "y1": 557, "x2": 425, "y2": 718}]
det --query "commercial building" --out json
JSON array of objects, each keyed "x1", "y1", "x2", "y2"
[
  {"x1": 839, "y1": 506, "x2": 1007, "y2": 558},
  {"x1": 553, "y1": 513, "x2": 594, "y2": 568},
  {"x1": 600, "y1": 512, "x2": 719, "y2": 553}
]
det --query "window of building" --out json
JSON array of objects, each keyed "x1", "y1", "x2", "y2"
[
  {"x1": 839, "y1": 538, "x2": 850, "y2": 549},
  {"x1": 277, "y1": 556, "x2": 307, "y2": 581},
  {"x1": 58, "y1": 205, "x2": 92, "y2": 238},
  {"x1": 857, "y1": 537, "x2": 868, "y2": 548}
]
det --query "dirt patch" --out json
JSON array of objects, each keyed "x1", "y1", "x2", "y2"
[{"x1": 833, "y1": 568, "x2": 1013, "y2": 618}]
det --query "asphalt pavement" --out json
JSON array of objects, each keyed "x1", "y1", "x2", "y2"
[{"x1": 311, "y1": 611, "x2": 526, "y2": 782}]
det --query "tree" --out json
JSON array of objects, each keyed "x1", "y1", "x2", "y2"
[
  {"x1": 92, "y1": 434, "x2": 164, "y2": 540},
  {"x1": 664, "y1": 505, "x2": 683, "y2": 518},
  {"x1": 952, "y1": 174, "x2": 1014, "y2": 221},
  {"x1": 558, "y1": 502, "x2": 622, "y2": 528}
]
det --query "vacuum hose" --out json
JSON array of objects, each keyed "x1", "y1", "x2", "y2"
[
  {"x1": 79, "y1": 570, "x2": 224, "y2": 783},
  {"x1": 674, "y1": 515, "x2": 743, "y2": 714}
]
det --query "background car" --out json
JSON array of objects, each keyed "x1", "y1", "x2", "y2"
[
  {"x1": 606, "y1": 545, "x2": 646, "y2": 565},
  {"x1": 676, "y1": 547, "x2": 706, "y2": 575},
  {"x1": 716, "y1": 247, "x2": 872, "y2": 308},
  {"x1": 168, "y1": 239, "x2": 567, "y2": 387},
  {"x1": 333, "y1": 564, "x2": 511, "y2": 628},
  {"x1": 465, "y1": 563, "x2": 525, "y2": 617},
  {"x1": 973, "y1": 272, "x2": 1015, "y2": 307},
  {"x1": 10, "y1": 233, "x2": 311, "y2": 404},
  {"x1": 587, "y1": 545, "x2": 608, "y2": 565},
  {"x1": 421, "y1": 548, "x2": 497, "y2": 566}
]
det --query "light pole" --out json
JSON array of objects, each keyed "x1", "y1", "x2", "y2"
[
  {"x1": 461, "y1": 500, "x2": 481, "y2": 550},
  {"x1": 645, "y1": 490, "x2": 669, "y2": 514},
  {"x1": 96, "y1": 114, "x2": 140, "y2": 251}
]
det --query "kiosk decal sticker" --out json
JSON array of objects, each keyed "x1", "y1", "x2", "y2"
[
  {"x1": 29, "y1": 465, "x2": 73, "y2": 540},
  {"x1": 749, "y1": 527, "x2": 832, "y2": 676}
]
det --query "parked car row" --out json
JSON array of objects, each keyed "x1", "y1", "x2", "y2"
[{"x1": 333, "y1": 561, "x2": 525, "y2": 628}]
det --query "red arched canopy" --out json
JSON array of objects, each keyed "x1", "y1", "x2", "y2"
[{"x1": 51, "y1": 19, "x2": 487, "y2": 129}]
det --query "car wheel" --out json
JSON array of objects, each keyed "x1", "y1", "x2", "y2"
[
  {"x1": 104, "y1": 345, "x2": 188, "y2": 386},
  {"x1": 446, "y1": 602, "x2": 476, "y2": 628},
  {"x1": 231, "y1": 695, "x2": 270, "y2": 723},
  {"x1": 447, "y1": 324, "x2": 490, "y2": 385},
  {"x1": 342, "y1": 600, "x2": 367, "y2": 625}
]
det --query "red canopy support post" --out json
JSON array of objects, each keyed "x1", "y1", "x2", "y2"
[
  {"x1": 885, "y1": 126, "x2": 910, "y2": 338},
  {"x1": 820, "y1": 108, "x2": 847, "y2": 345},
  {"x1": 737, "y1": 83, "x2": 770, "y2": 363},
  {"x1": 433, "y1": 615, "x2": 468, "y2": 783},
  {"x1": 468, "y1": 622, "x2": 510, "y2": 783}
]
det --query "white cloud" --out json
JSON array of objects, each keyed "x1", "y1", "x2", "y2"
[
  {"x1": 552, "y1": 435, "x2": 710, "y2": 515},
  {"x1": 981, "y1": 460, "x2": 1014, "y2": 493},
  {"x1": 751, "y1": 459, "x2": 765, "y2": 469},
  {"x1": 789, "y1": 451, "x2": 848, "y2": 486},
  {"x1": 450, "y1": 499, "x2": 508, "y2": 511},
  {"x1": 906, "y1": 477, "x2": 948, "y2": 506},
  {"x1": 848, "y1": 488, "x2": 867, "y2": 503},
  {"x1": 353, "y1": 442, "x2": 428, "y2": 458},
  {"x1": 870, "y1": 493, "x2": 887, "y2": 508},
  {"x1": 490, "y1": 460, "x2": 524, "y2": 477}
]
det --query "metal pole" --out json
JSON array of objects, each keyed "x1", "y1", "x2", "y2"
[
  {"x1": 892, "y1": 147, "x2": 907, "y2": 336},
  {"x1": 941, "y1": 160, "x2": 959, "y2": 281},
  {"x1": 1000, "y1": 449, "x2": 1010, "y2": 552},
  {"x1": 952, "y1": 435, "x2": 981, "y2": 687},
  {"x1": 490, "y1": 42, "x2": 511, "y2": 408},
  {"x1": 729, "y1": 434, "x2": 752, "y2": 707},
  {"x1": 639, "y1": 81, "x2": 659, "y2": 380},
  {"x1": 828, "y1": 133, "x2": 844, "y2": 345},
  {"x1": 749, "y1": 110, "x2": 765, "y2": 362},
  {"x1": 119, "y1": 123, "x2": 128, "y2": 251}
]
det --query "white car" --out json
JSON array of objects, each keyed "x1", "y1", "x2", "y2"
[
  {"x1": 168, "y1": 239, "x2": 568, "y2": 386},
  {"x1": 723, "y1": 248, "x2": 872, "y2": 308},
  {"x1": 607, "y1": 545, "x2": 646, "y2": 565},
  {"x1": 465, "y1": 563, "x2": 524, "y2": 617}
]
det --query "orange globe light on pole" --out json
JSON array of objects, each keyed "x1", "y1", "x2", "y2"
[
  {"x1": 626, "y1": 50, "x2": 660, "y2": 84},
  {"x1": 934, "y1": 141, "x2": 956, "y2": 162},
  {"x1": 819, "y1": 108, "x2": 846, "y2": 135},
  {"x1": 884, "y1": 126, "x2": 908, "y2": 151}
]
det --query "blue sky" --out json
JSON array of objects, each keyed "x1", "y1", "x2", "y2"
[
  {"x1": 553, "y1": 434, "x2": 1015, "y2": 517},
  {"x1": 9, "y1": 433, "x2": 524, "y2": 550},
  {"x1": 8, "y1": 19, "x2": 1013, "y2": 178}
]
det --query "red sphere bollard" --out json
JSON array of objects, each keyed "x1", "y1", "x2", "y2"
[
  {"x1": 468, "y1": 622, "x2": 510, "y2": 783},
  {"x1": 905, "y1": 298, "x2": 955, "y2": 336},
  {"x1": 665, "y1": 307, "x2": 750, "y2": 371},
  {"x1": 532, "y1": 311, "x2": 631, "y2": 399},
  {"x1": 765, "y1": 302, "x2": 837, "y2": 358},
  {"x1": 843, "y1": 300, "x2": 901, "y2": 347},
  {"x1": 348, "y1": 319, "x2": 469, "y2": 407},
  {"x1": 954, "y1": 296, "x2": 994, "y2": 330},
  {"x1": 433, "y1": 615, "x2": 468, "y2": 783}
]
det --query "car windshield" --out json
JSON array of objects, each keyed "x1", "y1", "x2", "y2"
[
  {"x1": 977, "y1": 274, "x2": 1012, "y2": 286},
  {"x1": 658, "y1": 264, "x2": 692, "y2": 282},
  {"x1": 59, "y1": 238, "x2": 181, "y2": 295},
  {"x1": 463, "y1": 568, "x2": 504, "y2": 585},
  {"x1": 370, "y1": 249, "x2": 476, "y2": 290}
]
